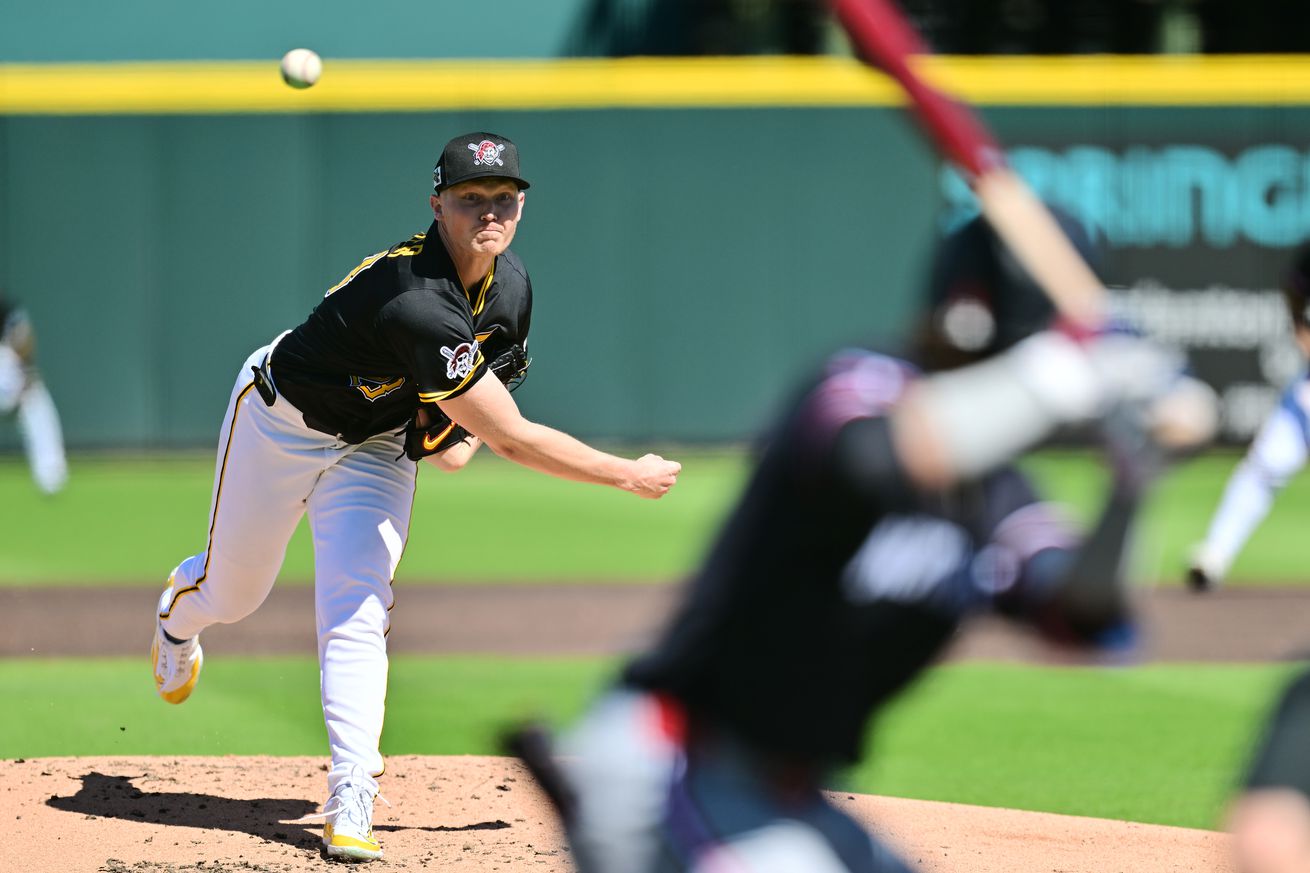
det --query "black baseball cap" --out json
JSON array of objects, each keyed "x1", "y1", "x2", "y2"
[{"x1": 432, "y1": 132, "x2": 530, "y2": 193}]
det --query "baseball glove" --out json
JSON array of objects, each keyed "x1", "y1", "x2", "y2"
[
  {"x1": 402, "y1": 344, "x2": 531, "y2": 460},
  {"x1": 488, "y1": 342, "x2": 531, "y2": 392}
]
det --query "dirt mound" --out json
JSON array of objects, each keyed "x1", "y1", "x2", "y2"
[{"x1": 6, "y1": 755, "x2": 1234, "y2": 872}]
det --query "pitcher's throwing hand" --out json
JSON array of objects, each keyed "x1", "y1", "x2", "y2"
[{"x1": 627, "y1": 454, "x2": 681, "y2": 498}]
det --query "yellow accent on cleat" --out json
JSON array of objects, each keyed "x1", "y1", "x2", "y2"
[
  {"x1": 324, "y1": 822, "x2": 383, "y2": 861},
  {"x1": 152, "y1": 633, "x2": 202, "y2": 704},
  {"x1": 152, "y1": 583, "x2": 203, "y2": 705}
]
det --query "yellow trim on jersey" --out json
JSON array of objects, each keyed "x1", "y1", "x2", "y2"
[
  {"x1": 388, "y1": 233, "x2": 426, "y2": 258},
  {"x1": 468, "y1": 262, "x2": 495, "y2": 317},
  {"x1": 160, "y1": 381, "x2": 257, "y2": 617},
  {"x1": 11, "y1": 56, "x2": 1310, "y2": 113},
  {"x1": 417, "y1": 352, "x2": 485, "y2": 402},
  {"x1": 325, "y1": 250, "x2": 386, "y2": 297},
  {"x1": 328, "y1": 233, "x2": 425, "y2": 299}
]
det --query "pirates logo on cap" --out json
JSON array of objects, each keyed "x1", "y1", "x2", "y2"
[
  {"x1": 434, "y1": 131, "x2": 529, "y2": 193},
  {"x1": 468, "y1": 140, "x2": 506, "y2": 168}
]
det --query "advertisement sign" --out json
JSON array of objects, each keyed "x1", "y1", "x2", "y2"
[{"x1": 942, "y1": 142, "x2": 1310, "y2": 442}]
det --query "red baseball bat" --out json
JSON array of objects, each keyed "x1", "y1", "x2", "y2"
[{"x1": 831, "y1": 0, "x2": 1107, "y2": 330}]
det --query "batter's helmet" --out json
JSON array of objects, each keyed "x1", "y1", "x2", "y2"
[{"x1": 914, "y1": 209, "x2": 1100, "y2": 371}]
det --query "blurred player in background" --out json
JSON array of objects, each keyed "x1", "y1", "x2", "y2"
[
  {"x1": 150, "y1": 132, "x2": 681, "y2": 863},
  {"x1": 513, "y1": 214, "x2": 1214, "y2": 873},
  {"x1": 0, "y1": 294, "x2": 68, "y2": 495},
  {"x1": 1227, "y1": 665, "x2": 1310, "y2": 873},
  {"x1": 1187, "y1": 245, "x2": 1310, "y2": 592}
]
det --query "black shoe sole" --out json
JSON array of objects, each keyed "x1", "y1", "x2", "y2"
[{"x1": 1185, "y1": 567, "x2": 1214, "y2": 593}]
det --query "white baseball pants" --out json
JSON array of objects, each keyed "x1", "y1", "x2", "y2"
[
  {"x1": 0, "y1": 345, "x2": 67, "y2": 495},
  {"x1": 1198, "y1": 374, "x2": 1310, "y2": 579},
  {"x1": 17, "y1": 379, "x2": 68, "y2": 495},
  {"x1": 160, "y1": 342, "x2": 417, "y2": 793}
]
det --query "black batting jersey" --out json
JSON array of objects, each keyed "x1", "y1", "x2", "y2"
[
  {"x1": 623, "y1": 348, "x2": 1077, "y2": 765},
  {"x1": 272, "y1": 222, "x2": 532, "y2": 443}
]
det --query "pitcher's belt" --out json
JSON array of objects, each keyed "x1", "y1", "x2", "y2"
[{"x1": 250, "y1": 356, "x2": 354, "y2": 441}]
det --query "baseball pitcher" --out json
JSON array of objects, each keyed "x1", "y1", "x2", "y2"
[{"x1": 151, "y1": 132, "x2": 680, "y2": 862}]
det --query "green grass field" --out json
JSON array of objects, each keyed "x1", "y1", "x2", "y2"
[
  {"x1": 1, "y1": 447, "x2": 1307, "y2": 585},
  {"x1": 0, "y1": 450, "x2": 749, "y2": 584},
  {"x1": 4, "y1": 655, "x2": 1293, "y2": 830},
  {"x1": 4, "y1": 447, "x2": 1308, "y2": 831}
]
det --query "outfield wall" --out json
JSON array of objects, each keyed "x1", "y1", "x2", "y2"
[
  {"x1": 0, "y1": 0, "x2": 595, "y2": 62},
  {"x1": 3, "y1": 57, "x2": 1310, "y2": 448}
]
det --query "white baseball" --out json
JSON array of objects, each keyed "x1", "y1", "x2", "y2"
[
  {"x1": 1150, "y1": 375, "x2": 1220, "y2": 451},
  {"x1": 280, "y1": 48, "x2": 322, "y2": 89}
]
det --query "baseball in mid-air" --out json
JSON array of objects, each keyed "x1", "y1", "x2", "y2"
[{"x1": 280, "y1": 48, "x2": 322, "y2": 89}]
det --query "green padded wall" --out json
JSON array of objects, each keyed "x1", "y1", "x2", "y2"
[
  {"x1": 0, "y1": 0, "x2": 593, "y2": 62},
  {"x1": 0, "y1": 108, "x2": 935, "y2": 447}
]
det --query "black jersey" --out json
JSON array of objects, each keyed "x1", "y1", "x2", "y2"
[
  {"x1": 623, "y1": 349, "x2": 1076, "y2": 765},
  {"x1": 1245, "y1": 667, "x2": 1310, "y2": 797},
  {"x1": 272, "y1": 223, "x2": 532, "y2": 443}
]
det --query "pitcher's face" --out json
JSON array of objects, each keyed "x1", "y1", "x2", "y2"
[{"x1": 432, "y1": 179, "x2": 525, "y2": 258}]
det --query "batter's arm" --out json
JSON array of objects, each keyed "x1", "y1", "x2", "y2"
[
  {"x1": 890, "y1": 330, "x2": 1103, "y2": 489},
  {"x1": 438, "y1": 373, "x2": 681, "y2": 498}
]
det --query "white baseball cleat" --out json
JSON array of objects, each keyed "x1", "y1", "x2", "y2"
[
  {"x1": 151, "y1": 585, "x2": 203, "y2": 704},
  {"x1": 318, "y1": 767, "x2": 385, "y2": 861}
]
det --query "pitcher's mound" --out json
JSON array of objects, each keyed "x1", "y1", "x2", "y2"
[{"x1": 6, "y1": 755, "x2": 1233, "y2": 872}]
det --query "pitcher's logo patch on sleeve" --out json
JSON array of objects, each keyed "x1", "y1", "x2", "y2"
[{"x1": 440, "y1": 340, "x2": 480, "y2": 381}]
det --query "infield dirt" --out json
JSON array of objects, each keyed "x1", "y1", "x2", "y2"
[
  {"x1": 9, "y1": 582, "x2": 1302, "y2": 871},
  {"x1": 4, "y1": 583, "x2": 1308, "y2": 661},
  {"x1": 7, "y1": 755, "x2": 1234, "y2": 873}
]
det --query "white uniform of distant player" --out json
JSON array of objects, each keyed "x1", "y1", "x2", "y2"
[
  {"x1": 1189, "y1": 253, "x2": 1310, "y2": 591},
  {"x1": 0, "y1": 304, "x2": 67, "y2": 495}
]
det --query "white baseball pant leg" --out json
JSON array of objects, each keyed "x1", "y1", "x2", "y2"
[
  {"x1": 17, "y1": 378, "x2": 68, "y2": 494},
  {"x1": 0, "y1": 344, "x2": 23, "y2": 412},
  {"x1": 0, "y1": 345, "x2": 66, "y2": 494},
  {"x1": 1200, "y1": 377, "x2": 1310, "y2": 577},
  {"x1": 309, "y1": 429, "x2": 414, "y2": 794},
  {"x1": 161, "y1": 343, "x2": 416, "y2": 792}
]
